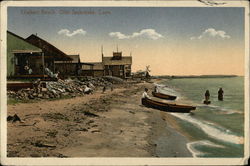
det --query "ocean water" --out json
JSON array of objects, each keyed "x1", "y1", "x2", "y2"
[{"x1": 157, "y1": 77, "x2": 244, "y2": 157}]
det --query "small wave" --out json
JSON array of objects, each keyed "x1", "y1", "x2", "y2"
[
  {"x1": 154, "y1": 83, "x2": 177, "y2": 93},
  {"x1": 196, "y1": 103, "x2": 220, "y2": 109},
  {"x1": 218, "y1": 108, "x2": 244, "y2": 115},
  {"x1": 170, "y1": 113, "x2": 243, "y2": 145},
  {"x1": 187, "y1": 140, "x2": 225, "y2": 157},
  {"x1": 195, "y1": 103, "x2": 243, "y2": 115}
]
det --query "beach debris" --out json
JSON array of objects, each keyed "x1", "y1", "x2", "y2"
[
  {"x1": 7, "y1": 114, "x2": 21, "y2": 123},
  {"x1": 7, "y1": 76, "x2": 123, "y2": 101},
  {"x1": 91, "y1": 129, "x2": 100, "y2": 133},
  {"x1": 83, "y1": 111, "x2": 99, "y2": 117},
  {"x1": 83, "y1": 85, "x2": 93, "y2": 94},
  {"x1": 32, "y1": 140, "x2": 56, "y2": 148},
  {"x1": 129, "y1": 111, "x2": 135, "y2": 114},
  {"x1": 87, "y1": 82, "x2": 95, "y2": 90}
]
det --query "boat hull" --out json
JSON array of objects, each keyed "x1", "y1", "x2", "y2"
[
  {"x1": 142, "y1": 98, "x2": 195, "y2": 113},
  {"x1": 152, "y1": 91, "x2": 177, "y2": 100}
]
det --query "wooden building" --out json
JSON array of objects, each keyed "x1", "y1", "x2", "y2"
[
  {"x1": 25, "y1": 34, "x2": 72, "y2": 74},
  {"x1": 102, "y1": 51, "x2": 132, "y2": 79},
  {"x1": 7, "y1": 31, "x2": 43, "y2": 77},
  {"x1": 55, "y1": 54, "x2": 81, "y2": 76},
  {"x1": 81, "y1": 62, "x2": 104, "y2": 77},
  {"x1": 55, "y1": 55, "x2": 96, "y2": 76}
]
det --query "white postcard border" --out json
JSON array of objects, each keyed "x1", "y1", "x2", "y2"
[{"x1": 0, "y1": 1, "x2": 249, "y2": 165}]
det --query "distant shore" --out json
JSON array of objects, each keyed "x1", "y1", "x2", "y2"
[
  {"x1": 154, "y1": 75, "x2": 239, "y2": 79},
  {"x1": 7, "y1": 79, "x2": 192, "y2": 157}
]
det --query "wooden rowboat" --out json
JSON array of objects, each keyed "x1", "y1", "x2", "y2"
[
  {"x1": 152, "y1": 91, "x2": 177, "y2": 100},
  {"x1": 7, "y1": 82, "x2": 34, "y2": 91},
  {"x1": 7, "y1": 82, "x2": 46, "y2": 91},
  {"x1": 142, "y1": 98, "x2": 195, "y2": 113}
]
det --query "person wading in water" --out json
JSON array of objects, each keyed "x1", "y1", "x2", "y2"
[
  {"x1": 218, "y1": 88, "x2": 224, "y2": 101},
  {"x1": 204, "y1": 90, "x2": 211, "y2": 104}
]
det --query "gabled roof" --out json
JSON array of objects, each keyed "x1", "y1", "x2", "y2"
[
  {"x1": 26, "y1": 34, "x2": 72, "y2": 61},
  {"x1": 7, "y1": 31, "x2": 42, "y2": 53},
  {"x1": 8, "y1": 31, "x2": 26, "y2": 41},
  {"x1": 102, "y1": 56, "x2": 132, "y2": 65}
]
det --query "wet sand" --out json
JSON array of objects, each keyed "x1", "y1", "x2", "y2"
[{"x1": 7, "y1": 82, "x2": 192, "y2": 157}]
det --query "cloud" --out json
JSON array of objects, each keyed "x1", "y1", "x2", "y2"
[
  {"x1": 109, "y1": 32, "x2": 130, "y2": 39},
  {"x1": 109, "y1": 29, "x2": 163, "y2": 40},
  {"x1": 58, "y1": 28, "x2": 86, "y2": 37},
  {"x1": 190, "y1": 28, "x2": 231, "y2": 40}
]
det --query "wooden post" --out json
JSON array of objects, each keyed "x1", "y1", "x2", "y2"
[
  {"x1": 123, "y1": 65, "x2": 126, "y2": 78},
  {"x1": 53, "y1": 55, "x2": 55, "y2": 73},
  {"x1": 42, "y1": 52, "x2": 45, "y2": 78}
]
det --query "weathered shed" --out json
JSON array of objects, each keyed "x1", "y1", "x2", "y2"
[
  {"x1": 55, "y1": 54, "x2": 82, "y2": 76},
  {"x1": 7, "y1": 31, "x2": 42, "y2": 77},
  {"x1": 81, "y1": 62, "x2": 104, "y2": 77}
]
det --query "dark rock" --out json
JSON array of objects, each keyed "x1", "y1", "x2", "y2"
[
  {"x1": 7, "y1": 115, "x2": 13, "y2": 121},
  {"x1": 28, "y1": 94, "x2": 34, "y2": 99},
  {"x1": 32, "y1": 141, "x2": 56, "y2": 148},
  {"x1": 43, "y1": 94, "x2": 50, "y2": 99},
  {"x1": 32, "y1": 93, "x2": 38, "y2": 97},
  {"x1": 38, "y1": 94, "x2": 43, "y2": 98},
  {"x1": 83, "y1": 111, "x2": 99, "y2": 117},
  {"x1": 7, "y1": 114, "x2": 21, "y2": 122}
]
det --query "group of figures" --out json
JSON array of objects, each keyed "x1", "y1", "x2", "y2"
[
  {"x1": 24, "y1": 65, "x2": 33, "y2": 75},
  {"x1": 204, "y1": 88, "x2": 224, "y2": 104}
]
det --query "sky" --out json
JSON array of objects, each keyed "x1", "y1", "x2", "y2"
[{"x1": 8, "y1": 7, "x2": 245, "y2": 76}]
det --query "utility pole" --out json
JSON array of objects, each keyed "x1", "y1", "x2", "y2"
[{"x1": 101, "y1": 45, "x2": 104, "y2": 61}]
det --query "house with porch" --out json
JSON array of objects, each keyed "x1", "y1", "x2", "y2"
[
  {"x1": 102, "y1": 51, "x2": 132, "y2": 79},
  {"x1": 7, "y1": 31, "x2": 43, "y2": 78}
]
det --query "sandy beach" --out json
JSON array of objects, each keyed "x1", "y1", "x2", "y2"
[{"x1": 7, "y1": 81, "x2": 192, "y2": 157}]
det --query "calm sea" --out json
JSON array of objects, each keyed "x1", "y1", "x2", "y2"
[{"x1": 157, "y1": 77, "x2": 244, "y2": 157}]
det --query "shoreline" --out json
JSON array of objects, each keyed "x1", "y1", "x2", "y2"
[{"x1": 7, "y1": 80, "x2": 192, "y2": 157}]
